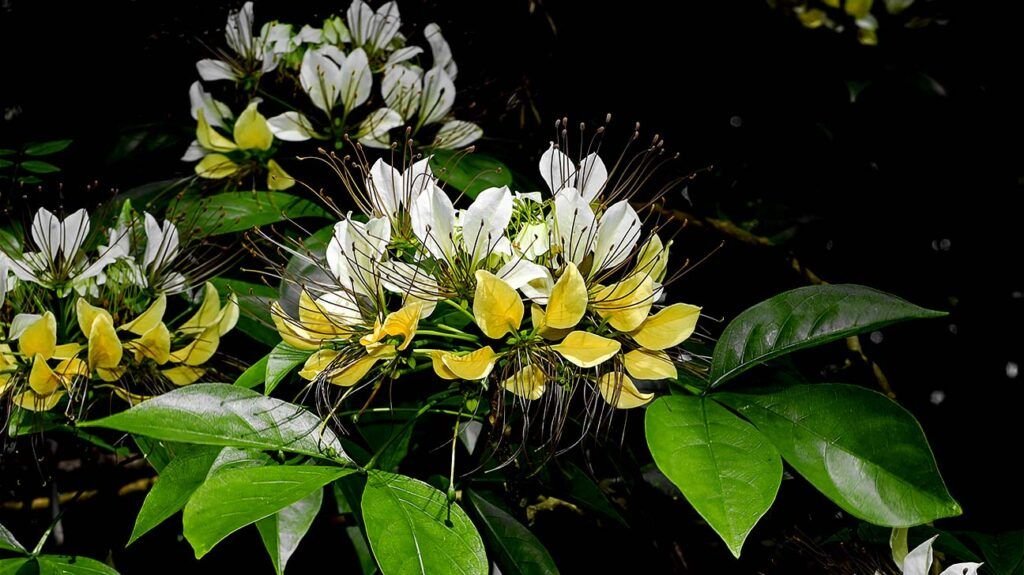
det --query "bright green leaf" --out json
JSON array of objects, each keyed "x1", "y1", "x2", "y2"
[
  {"x1": 183, "y1": 465, "x2": 349, "y2": 558},
  {"x1": 35, "y1": 555, "x2": 118, "y2": 574},
  {"x1": 0, "y1": 522, "x2": 25, "y2": 553},
  {"x1": 429, "y1": 150, "x2": 512, "y2": 199},
  {"x1": 80, "y1": 384, "x2": 349, "y2": 463},
  {"x1": 235, "y1": 355, "x2": 269, "y2": 389},
  {"x1": 176, "y1": 192, "x2": 330, "y2": 236},
  {"x1": 465, "y1": 490, "x2": 559, "y2": 575},
  {"x1": 25, "y1": 140, "x2": 72, "y2": 156},
  {"x1": 129, "y1": 446, "x2": 223, "y2": 545},
  {"x1": 709, "y1": 284, "x2": 945, "y2": 387},
  {"x1": 19, "y1": 160, "x2": 60, "y2": 174},
  {"x1": 0, "y1": 558, "x2": 29, "y2": 575},
  {"x1": 362, "y1": 471, "x2": 488, "y2": 575},
  {"x1": 256, "y1": 487, "x2": 323, "y2": 575},
  {"x1": 646, "y1": 395, "x2": 781, "y2": 557},
  {"x1": 266, "y1": 343, "x2": 312, "y2": 395},
  {"x1": 717, "y1": 383, "x2": 961, "y2": 526}
]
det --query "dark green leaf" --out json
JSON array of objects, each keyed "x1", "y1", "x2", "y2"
[
  {"x1": 80, "y1": 384, "x2": 349, "y2": 463},
  {"x1": 430, "y1": 150, "x2": 513, "y2": 199},
  {"x1": 0, "y1": 558, "x2": 29, "y2": 575},
  {"x1": 25, "y1": 140, "x2": 72, "y2": 156},
  {"x1": 362, "y1": 471, "x2": 487, "y2": 575},
  {"x1": 210, "y1": 277, "x2": 279, "y2": 346},
  {"x1": 0, "y1": 149, "x2": 15, "y2": 157},
  {"x1": 176, "y1": 192, "x2": 329, "y2": 236},
  {"x1": 19, "y1": 160, "x2": 60, "y2": 174},
  {"x1": 359, "y1": 414, "x2": 414, "y2": 472},
  {"x1": 234, "y1": 355, "x2": 268, "y2": 389},
  {"x1": 717, "y1": 383, "x2": 960, "y2": 526},
  {"x1": 561, "y1": 462, "x2": 627, "y2": 527},
  {"x1": 132, "y1": 436, "x2": 182, "y2": 472},
  {"x1": 645, "y1": 395, "x2": 782, "y2": 557},
  {"x1": 0, "y1": 160, "x2": 13, "y2": 169},
  {"x1": 709, "y1": 284, "x2": 945, "y2": 387},
  {"x1": 183, "y1": 465, "x2": 350, "y2": 558},
  {"x1": 0, "y1": 522, "x2": 25, "y2": 553},
  {"x1": 0, "y1": 229, "x2": 20, "y2": 255},
  {"x1": 266, "y1": 343, "x2": 312, "y2": 395},
  {"x1": 129, "y1": 445, "x2": 223, "y2": 545},
  {"x1": 17, "y1": 176, "x2": 43, "y2": 184},
  {"x1": 256, "y1": 487, "x2": 323, "y2": 575},
  {"x1": 35, "y1": 556, "x2": 118, "y2": 574},
  {"x1": 962, "y1": 530, "x2": 1024, "y2": 575},
  {"x1": 333, "y1": 477, "x2": 377, "y2": 575},
  {"x1": 465, "y1": 490, "x2": 559, "y2": 575}
]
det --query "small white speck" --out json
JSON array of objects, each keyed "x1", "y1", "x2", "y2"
[
  {"x1": 930, "y1": 390, "x2": 945, "y2": 405},
  {"x1": 948, "y1": 324, "x2": 958, "y2": 335},
  {"x1": 1006, "y1": 362, "x2": 1019, "y2": 378},
  {"x1": 1012, "y1": 291, "x2": 1023, "y2": 299},
  {"x1": 729, "y1": 115, "x2": 743, "y2": 128},
  {"x1": 869, "y1": 331, "x2": 884, "y2": 344},
  {"x1": 939, "y1": 238, "x2": 952, "y2": 251}
]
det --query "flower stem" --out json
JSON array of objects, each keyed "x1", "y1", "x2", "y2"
[{"x1": 417, "y1": 329, "x2": 479, "y2": 343}]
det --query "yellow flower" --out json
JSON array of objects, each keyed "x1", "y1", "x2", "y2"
[
  {"x1": 544, "y1": 263, "x2": 587, "y2": 329},
  {"x1": 473, "y1": 270, "x2": 524, "y2": 339},
  {"x1": 19, "y1": 312, "x2": 57, "y2": 359},
  {"x1": 597, "y1": 372, "x2": 654, "y2": 409},
  {"x1": 421, "y1": 346, "x2": 499, "y2": 381},
  {"x1": 550, "y1": 331, "x2": 621, "y2": 368},
  {"x1": 358, "y1": 302, "x2": 423, "y2": 351},
  {"x1": 629, "y1": 303, "x2": 701, "y2": 351},
  {"x1": 193, "y1": 104, "x2": 293, "y2": 189},
  {"x1": 299, "y1": 345, "x2": 397, "y2": 387},
  {"x1": 623, "y1": 349, "x2": 677, "y2": 380},
  {"x1": 591, "y1": 273, "x2": 655, "y2": 333},
  {"x1": 502, "y1": 364, "x2": 546, "y2": 400},
  {"x1": 267, "y1": 159, "x2": 295, "y2": 190}
]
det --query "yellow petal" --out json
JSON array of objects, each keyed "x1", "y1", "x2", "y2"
[
  {"x1": 591, "y1": 273, "x2": 654, "y2": 333},
  {"x1": 97, "y1": 366, "x2": 127, "y2": 382},
  {"x1": 29, "y1": 354, "x2": 62, "y2": 395},
  {"x1": 326, "y1": 345, "x2": 396, "y2": 387},
  {"x1": 416, "y1": 350, "x2": 460, "y2": 380},
  {"x1": 55, "y1": 357, "x2": 90, "y2": 383},
  {"x1": 636, "y1": 234, "x2": 670, "y2": 284},
  {"x1": 52, "y1": 342, "x2": 84, "y2": 360},
  {"x1": 111, "y1": 386, "x2": 152, "y2": 405},
  {"x1": 195, "y1": 153, "x2": 240, "y2": 179},
  {"x1": 380, "y1": 302, "x2": 423, "y2": 351},
  {"x1": 530, "y1": 305, "x2": 571, "y2": 341},
  {"x1": 13, "y1": 390, "x2": 64, "y2": 412},
  {"x1": 76, "y1": 299, "x2": 112, "y2": 338},
  {"x1": 298, "y1": 291, "x2": 351, "y2": 341},
  {"x1": 180, "y1": 283, "x2": 222, "y2": 334},
  {"x1": 271, "y1": 301, "x2": 321, "y2": 351},
  {"x1": 623, "y1": 349, "x2": 678, "y2": 380},
  {"x1": 473, "y1": 270, "x2": 524, "y2": 339},
  {"x1": 19, "y1": 312, "x2": 57, "y2": 360},
  {"x1": 441, "y1": 346, "x2": 498, "y2": 380},
  {"x1": 233, "y1": 102, "x2": 274, "y2": 151},
  {"x1": 121, "y1": 294, "x2": 167, "y2": 336},
  {"x1": 267, "y1": 159, "x2": 295, "y2": 190},
  {"x1": 196, "y1": 109, "x2": 238, "y2": 152},
  {"x1": 162, "y1": 365, "x2": 207, "y2": 386},
  {"x1": 217, "y1": 293, "x2": 240, "y2": 336},
  {"x1": 597, "y1": 372, "x2": 654, "y2": 409},
  {"x1": 299, "y1": 349, "x2": 341, "y2": 381},
  {"x1": 630, "y1": 303, "x2": 701, "y2": 351},
  {"x1": 128, "y1": 322, "x2": 172, "y2": 365},
  {"x1": 550, "y1": 331, "x2": 621, "y2": 368},
  {"x1": 544, "y1": 262, "x2": 588, "y2": 329},
  {"x1": 168, "y1": 324, "x2": 220, "y2": 366},
  {"x1": 88, "y1": 314, "x2": 123, "y2": 371},
  {"x1": 502, "y1": 364, "x2": 546, "y2": 400},
  {"x1": 359, "y1": 319, "x2": 385, "y2": 347}
]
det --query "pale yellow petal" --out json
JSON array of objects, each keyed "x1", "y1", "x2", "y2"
[
  {"x1": 88, "y1": 314, "x2": 123, "y2": 371},
  {"x1": 13, "y1": 390, "x2": 64, "y2": 412},
  {"x1": 20, "y1": 311, "x2": 57, "y2": 360},
  {"x1": 271, "y1": 301, "x2": 322, "y2": 351},
  {"x1": 544, "y1": 262, "x2": 587, "y2": 329},
  {"x1": 233, "y1": 102, "x2": 274, "y2": 151},
  {"x1": 120, "y1": 294, "x2": 167, "y2": 336},
  {"x1": 180, "y1": 283, "x2": 222, "y2": 334},
  {"x1": 636, "y1": 234, "x2": 670, "y2": 284},
  {"x1": 502, "y1": 364, "x2": 546, "y2": 400},
  {"x1": 416, "y1": 349, "x2": 460, "y2": 380},
  {"x1": 55, "y1": 358, "x2": 90, "y2": 386},
  {"x1": 217, "y1": 293, "x2": 240, "y2": 336},
  {"x1": 597, "y1": 372, "x2": 654, "y2": 409},
  {"x1": 52, "y1": 342, "x2": 84, "y2": 360},
  {"x1": 267, "y1": 159, "x2": 295, "y2": 190},
  {"x1": 29, "y1": 354, "x2": 62, "y2": 395},
  {"x1": 591, "y1": 274, "x2": 654, "y2": 333},
  {"x1": 550, "y1": 331, "x2": 621, "y2": 368},
  {"x1": 127, "y1": 322, "x2": 172, "y2": 365},
  {"x1": 299, "y1": 349, "x2": 341, "y2": 381},
  {"x1": 630, "y1": 303, "x2": 701, "y2": 351},
  {"x1": 168, "y1": 324, "x2": 220, "y2": 366},
  {"x1": 97, "y1": 366, "x2": 127, "y2": 382},
  {"x1": 195, "y1": 153, "x2": 240, "y2": 179},
  {"x1": 196, "y1": 109, "x2": 238, "y2": 152},
  {"x1": 162, "y1": 365, "x2": 207, "y2": 386},
  {"x1": 623, "y1": 349, "x2": 677, "y2": 380},
  {"x1": 473, "y1": 270, "x2": 524, "y2": 339},
  {"x1": 441, "y1": 346, "x2": 498, "y2": 380},
  {"x1": 327, "y1": 354, "x2": 381, "y2": 387},
  {"x1": 76, "y1": 299, "x2": 112, "y2": 338},
  {"x1": 530, "y1": 305, "x2": 571, "y2": 341},
  {"x1": 380, "y1": 302, "x2": 423, "y2": 351}
]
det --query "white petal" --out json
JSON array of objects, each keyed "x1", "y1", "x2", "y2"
[
  {"x1": 514, "y1": 191, "x2": 543, "y2": 203},
  {"x1": 410, "y1": 184, "x2": 455, "y2": 261},
  {"x1": 513, "y1": 221, "x2": 549, "y2": 260},
  {"x1": 382, "y1": 65, "x2": 422, "y2": 121},
  {"x1": 432, "y1": 121, "x2": 482, "y2": 149},
  {"x1": 939, "y1": 563, "x2": 983, "y2": 575},
  {"x1": 357, "y1": 108, "x2": 403, "y2": 149},
  {"x1": 263, "y1": 22, "x2": 294, "y2": 54},
  {"x1": 31, "y1": 208, "x2": 61, "y2": 262},
  {"x1": 225, "y1": 1, "x2": 255, "y2": 56},
  {"x1": 403, "y1": 157, "x2": 435, "y2": 199},
  {"x1": 143, "y1": 213, "x2": 179, "y2": 272},
  {"x1": 385, "y1": 46, "x2": 423, "y2": 67},
  {"x1": 462, "y1": 186, "x2": 512, "y2": 264},
  {"x1": 553, "y1": 188, "x2": 596, "y2": 265},
  {"x1": 181, "y1": 140, "x2": 205, "y2": 162},
  {"x1": 902, "y1": 535, "x2": 937, "y2": 575},
  {"x1": 496, "y1": 258, "x2": 548, "y2": 290},
  {"x1": 197, "y1": 59, "x2": 238, "y2": 82},
  {"x1": 300, "y1": 49, "x2": 341, "y2": 113},
  {"x1": 295, "y1": 25, "x2": 323, "y2": 44},
  {"x1": 423, "y1": 23, "x2": 457, "y2": 80},
  {"x1": 538, "y1": 143, "x2": 576, "y2": 195},
  {"x1": 338, "y1": 48, "x2": 372, "y2": 113},
  {"x1": 592, "y1": 200, "x2": 641, "y2": 273},
  {"x1": 578, "y1": 152, "x2": 608, "y2": 202},
  {"x1": 367, "y1": 158, "x2": 403, "y2": 217},
  {"x1": 520, "y1": 269, "x2": 554, "y2": 305},
  {"x1": 267, "y1": 111, "x2": 316, "y2": 142},
  {"x1": 188, "y1": 81, "x2": 230, "y2": 129},
  {"x1": 59, "y1": 209, "x2": 90, "y2": 262},
  {"x1": 346, "y1": 0, "x2": 375, "y2": 47},
  {"x1": 418, "y1": 67, "x2": 455, "y2": 126},
  {"x1": 379, "y1": 260, "x2": 439, "y2": 317},
  {"x1": 371, "y1": 2, "x2": 402, "y2": 51}
]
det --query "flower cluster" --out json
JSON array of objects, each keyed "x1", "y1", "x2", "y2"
[
  {"x1": 0, "y1": 205, "x2": 238, "y2": 415},
  {"x1": 268, "y1": 127, "x2": 702, "y2": 431},
  {"x1": 184, "y1": 1, "x2": 479, "y2": 189}
]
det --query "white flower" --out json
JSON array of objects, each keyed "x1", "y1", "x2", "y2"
[
  {"x1": 357, "y1": 108, "x2": 404, "y2": 149},
  {"x1": 8, "y1": 208, "x2": 121, "y2": 290},
  {"x1": 432, "y1": 120, "x2": 482, "y2": 150},
  {"x1": 900, "y1": 535, "x2": 982, "y2": 575},
  {"x1": 410, "y1": 181, "x2": 513, "y2": 266},
  {"x1": 424, "y1": 23, "x2": 458, "y2": 81},
  {"x1": 346, "y1": 0, "x2": 402, "y2": 54},
  {"x1": 367, "y1": 157, "x2": 435, "y2": 221},
  {"x1": 196, "y1": 2, "x2": 288, "y2": 82},
  {"x1": 539, "y1": 144, "x2": 609, "y2": 201},
  {"x1": 189, "y1": 81, "x2": 233, "y2": 130},
  {"x1": 553, "y1": 188, "x2": 641, "y2": 275},
  {"x1": 267, "y1": 111, "x2": 318, "y2": 142},
  {"x1": 381, "y1": 65, "x2": 423, "y2": 121},
  {"x1": 299, "y1": 47, "x2": 372, "y2": 115},
  {"x1": 143, "y1": 213, "x2": 187, "y2": 294},
  {"x1": 326, "y1": 214, "x2": 392, "y2": 297}
]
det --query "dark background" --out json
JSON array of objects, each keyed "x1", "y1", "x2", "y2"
[{"x1": 2, "y1": 0, "x2": 1022, "y2": 572}]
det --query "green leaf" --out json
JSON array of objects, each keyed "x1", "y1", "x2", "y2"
[
  {"x1": 645, "y1": 395, "x2": 782, "y2": 557},
  {"x1": 266, "y1": 343, "x2": 312, "y2": 395},
  {"x1": 0, "y1": 522, "x2": 25, "y2": 553},
  {"x1": 210, "y1": 277, "x2": 279, "y2": 346},
  {"x1": 0, "y1": 558, "x2": 29, "y2": 575},
  {"x1": 176, "y1": 192, "x2": 330, "y2": 236},
  {"x1": 0, "y1": 149, "x2": 15, "y2": 157},
  {"x1": 359, "y1": 414, "x2": 414, "y2": 472},
  {"x1": 183, "y1": 465, "x2": 349, "y2": 558},
  {"x1": 710, "y1": 285, "x2": 945, "y2": 387},
  {"x1": 362, "y1": 471, "x2": 488, "y2": 575},
  {"x1": 429, "y1": 150, "x2": 513, "y2": 199},
  {"x1": 128, "y1": 445, "x2": 223, "y2": 545},
  {"x1": 133, "y1": 436, "x2": 182, "y2": 472},
  {"x1": 80, "y1": 384, "x2": 349, "y2": 463},
  {"x1": 0, "y1": 159, "x2": 13, "y2": 169},
  {"x1": 25, "y1": 140, "x2": 72, "y2": 156},
  {"x1": 561, "y1": 462, "x2": 627, "y2": 527},
  {"x1": 256, "y1": 487, "x2": 323, "y2": 575},
  {"x1": 717, "y1": 383, "x2": 960, "y2": 526},
  {"x1": 962, "y1": 530, "x2": 1024, "y2": 575},
  {"x1": 35, "y1": 556, "x2": 118, "y2": 574},
  {"x1": 464, "y1": 490, "x2": 559, "y2": 575},
  {"x1": 19, "y1": 160, "x2": 60, "y2": 174},
  {"x1": 234, "y1": 355, "x2": 269, "y2": 389}
]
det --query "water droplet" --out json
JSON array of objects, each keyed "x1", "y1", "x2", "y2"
[
  {"x1": 1006, "y1": 361, "x2": 1019, "y2": 378},
  {"x1": 869, "y1": 331, "x2": 883, "y2": 344},
  {"x1": 930, "y1": 390, "x2": 946, "y2": 405},
  {"x1": 948, "y1": 324, "x2": 958, "y2": 335},
  {"x1": 729, "y1": 115, "x2": 742, "y2": 128}
]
